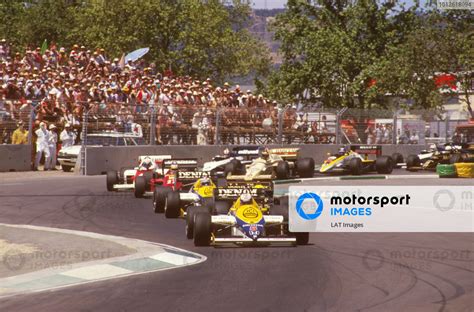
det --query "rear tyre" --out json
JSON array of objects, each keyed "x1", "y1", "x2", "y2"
[
  {"x1": 295, "y1": 233, "x2": 309, "y2": 245},
  {"x1": 216, "y1": 178, "x2": 227, "y2": 188},
  {"x1": 153, "y1": 186, "x2": 169, "y2": 213},
  {"x1": 296, "y1": 158, "x2": 315, "y2": 178},
  {"x1": 449, "y1": 154, "x2": 461, "y2": 164},
  {"x1": 186, "y1": 205, "x2": 199, "y2": 239},
  {"x1": 375, "y1": 156, "x2": 394, "y2": 174},
  {"x1": 165, "y1": 191, "x2": 181, "y2": 218},
  {"x1": 391, "y1": 153, "x2": 404, "y2": 164},
  {"x1": 134, "y1": 176, "x2": 146, "y2": 198},
  {"x1": 406, "y1": 155, "x2": 420, "y2": 171},
  {"x1": 143, "y1": 171, "x2": 153, "y2": 187},
  {"x1": 62, "y1": 165, "x2": 73, "y2": 172},
  {"x1": 194, "y1": 212, "x2": 212, "y2": 246},
  {"x1": 349, "y1": 158, "x2": 362, "y2": 175},
  {"x1": 202, "y1": 197, "x2": 215, "y2": 214},
  {"x1": 276, "y1": 161, "x2": 290, "y2": 179},
  {"x1": 214, "y1": 201, "x2": 231, "y2": 215},
  {"x1": 271, "y1": 204, "x2": 288, "y2": 221},
  {"x1": 106, "y1": 171, "x2": 118, "y2": 191},
  {"x1": 224, "y1": 159, "x2": 242, "y2": 176}
]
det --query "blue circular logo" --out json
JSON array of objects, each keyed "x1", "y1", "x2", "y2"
[{"x1": 296, "y1": 192, "x2": 323, "y2": 220}]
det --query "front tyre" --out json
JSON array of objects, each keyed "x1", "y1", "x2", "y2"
[
  {"x1": 153, "y1": 186, "x2": 169, "y2": 213},
  {"x1": 296, "y1": 158, "x2": 315, "y2": 178},
  {"x1": 134, "y1": 176, "x2": 146, "y2": 198},
  {"x1": 106, "y1": 171, "x2": 118, "y2": 191},
  {"x1": 165, "y1": 191, "x2": 181, "y2": 218},
  {"x1": 193, "y1": 212, "x2": 212, "y2": 246},
  {"x1": 276, "y1": 161, "x2": 290, "y2": 179},
  {"x1": 375, "y1": 156, "x2": 394, "y2": 174}
]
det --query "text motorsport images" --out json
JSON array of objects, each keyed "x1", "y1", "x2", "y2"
[{"x1": 289, "y1": 186, "x2": 474, "y2": 232}]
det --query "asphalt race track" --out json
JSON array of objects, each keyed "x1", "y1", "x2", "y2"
[{"x1": 0, "y1": 172, "x2": 473, "y2": 312}]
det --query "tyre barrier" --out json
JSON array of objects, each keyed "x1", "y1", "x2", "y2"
[
  {"x1": 436, "y1": 164, "x2": 457, "y2": 178},
  {"x1": 454, "y1": 162, "x2": 474, "y2": 178}
]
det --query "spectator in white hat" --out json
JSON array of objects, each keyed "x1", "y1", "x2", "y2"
[
  {"x1": 60, "y1": 123, "x2": 76, "y2": 148},
  {"x1": 34, "y1": 122, "x2": 51, "y2": 171},
  {"x1": 48, "y1": 124, "x2": 58, "y2": 170}
]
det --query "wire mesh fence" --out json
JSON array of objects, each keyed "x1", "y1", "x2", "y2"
[{"x1": 1, "y1": 100, "x2": 471, "y2": 150}]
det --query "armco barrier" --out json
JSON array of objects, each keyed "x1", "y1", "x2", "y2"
[
  {"x1": 0, "y1": 145, "x2": 31, "y2": 172},
  {"x1": 84, "y1": 144, "x2": 428, "y2": 175}
]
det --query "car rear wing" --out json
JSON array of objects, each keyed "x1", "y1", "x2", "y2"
[
  {"x1": 161, "y1": 159, "x2": 203, "y2": 182},
  {"x1": 349, "y1": 145, "x2": 382, "y2": 156},
  {"x1": 268, "y1": 148, "x2": 300, "y2": 160},
  {"x1": 137, "y1": 155, "x2": 172, "y2": 164},
  {"x1": 163, "y1": 159, "x2": 199, "y2": 169},
  {"x1": 215, "y1": 180, "x2": 273, "y2": 207},
  {"x1": 229, "y1": 146, "x2": 263, "y2": 159}
]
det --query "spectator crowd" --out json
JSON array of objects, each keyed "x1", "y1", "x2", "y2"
[{"x1": 1, "y1": 40, "x2": 336, "y2": 153}]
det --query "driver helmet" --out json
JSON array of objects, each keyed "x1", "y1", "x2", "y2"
[
  {"x1": 261, "y1": 148, "x2": 270, "y2": 160},
  {"x1": 142, "y1": 157, "x2": 152, "y2": 169},
  {"x1": 170, "y1": 161, "x2": 178, "y2": 170},
  {"x1": 240, "y1": 193, "x2": 252, "y2": 205},
  {"x1": 200, "y1": 176, "x2": 211, "y2": 186},
  {"x1": 445, "y1": 145, "x2": 452, "y2": 151},
  {"x1": 223, "y1": 148, "x2": 230, "y2": 156},
  {"x1": 338, "y1": 147, "x2": 345, "y2": 154},
  {"x1": 429, "y1": 144, "x2": 437, "y2": 150}
]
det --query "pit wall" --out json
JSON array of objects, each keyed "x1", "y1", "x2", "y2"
[{"x1": 0, "y1": 145, "x2": 32, "y2": 172}]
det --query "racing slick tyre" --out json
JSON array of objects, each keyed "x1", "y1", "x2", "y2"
[
  {"x1": 194, "y1": 212, "x2": 212, "y2": 246},
  {"x1": 295, "y1": 233, "x2": 309, "y2": 245},
  {"x1": 143, "y1": 171, "x2": 153, "y2": 187},
  {"x1": 296, "y1": 158, "x2": 315, "y2": 178},
  {"x1": 391, "y1": 153, "x2": 404, "y2": 165},
  {"x1": 62, "y1": 165, "x2": 73, "y2": 172},
  {"x1": 134, "y1": 176, "x2": 146, "y2": 198},
  {"x1": 202, "y1": 197, "x2": 215, "y2": 214},
  {"x1": 216, "y1": 178, "x2": 227, "y2": 188},
  {"x1": 165, "y1": 191, "x2": 181, "y2": 218},
  {"x1": 186, "y1": 205, "x2": 200, "y2": 239},
  {"x1": 271, "y1": 204, "x2": 288, "y2": 222},
  {"x1": 349, "y1": 158, "x2": 362, "y2": 175},
  {"x1": 276, "y1": 161, "x2": 290, "y2": 179},
  {"x1": 406, "y1": 155, "x2": 420, "y2": 171},
  {"x1": 224, "y1": 159, "x2": 242, "y2": 176},
  {"x1": 153, "y1": 186, "x2": 169, "y2": 213},
  {"x1": 449, "y1": 154, "x2": 462, "y2": 164},
  {"x1": 375, "y1": 156, "x2": 394, "y2": 174},
  {"x1": 454, "y1": 163, "x2": 474, "y2": 178},
  {"x1": 106, "y1": 171, "x2": 118, "y2": 192},
  {"x1": 213, "y1": 201, "x2": 231, "y2": 215},
  {"x1": 437, "y1": 164, "x2": 457, "y2": 178}
]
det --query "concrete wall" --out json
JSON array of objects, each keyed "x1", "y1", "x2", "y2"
[
  {"x1": 0, "y1": 145, "x2": 31, "y2": 172},
  {"x1": 85, "y1": 144, "x2": 429, "y2": 175}
]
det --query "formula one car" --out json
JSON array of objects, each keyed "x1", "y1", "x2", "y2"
[
  {"x1": 225, "y1": 148, "x2": 315, "y2": 181},
  {"x1": 202, "y1": 146, "x2": 264, "y2": 177},
  {"x1": 319, "y1": 145, "x2": 394, "y2": 175},
  {"x1": 159, "y1": 175, "x2": 217, "y2": 219},
  {"x1": 187, "y1": 179, "x2": 308, "y2": 246},
  {"x1": 406, "y1": 143, "x2": 474, "y2": 171},
  {"x1": 138, "y1": 159, "x2": 205, "y2": 199},
  {"x1": 106, "y1": 155, "x2": 171, "y2": 192}
]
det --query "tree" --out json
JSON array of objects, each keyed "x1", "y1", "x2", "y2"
[
  {"x1": 267, "y1": 0, "x2": 405, "y2": 108},
  {"x1": 0, "y1": 0, "x2": 270, "y2": 83},
  {"x1": 68, "y1": 0, "x2": 269, "y2": 82}
]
